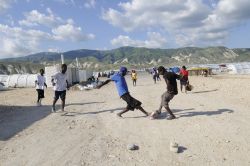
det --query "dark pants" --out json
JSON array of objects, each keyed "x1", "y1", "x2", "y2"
[
  {"x1": 121, "y1": 93, "x2": 142, "y2": 111},
  {"x1": 54, "y1": 90, "x2": 66, "y2": 100},
  {"x1": 36, "y1": 89, "x2": 44, "y2": 102}
]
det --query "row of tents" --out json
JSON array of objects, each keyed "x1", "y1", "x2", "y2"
[{"x1": 0, "y1": 65, "x2": 93, "y2": 88}]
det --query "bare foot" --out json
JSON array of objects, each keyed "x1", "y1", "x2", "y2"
[{"x1": 116, "y1": 113, "x2": 123, "y2": 119}]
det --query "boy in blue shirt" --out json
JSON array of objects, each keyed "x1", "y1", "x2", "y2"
[{"x1": 97, "y1": 67, "x2": 149, "y2": 118}]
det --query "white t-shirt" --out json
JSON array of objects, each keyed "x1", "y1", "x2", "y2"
[
  {"x1": 52, "y1": 72, "x2": 68, "y2": 91},
  {"x1": 36, "y1": 74, "x2": 46, "y2": 90}
]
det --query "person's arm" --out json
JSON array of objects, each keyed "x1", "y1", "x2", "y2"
[
  {"x1": 96, "y1": 79, "x2": 112, "y2": 89},
  {"x1": 66, "y1": 80, "x2": 69, "y2": 90},
  {"x1": 44, "y1": 83, "x2": 47, "y2": 88},
  {"x1": 51, "y1": 78, "x2": 55, "y2": 86},
  {"x1": 35, "y1": 80, "x2": 38, "y2": 86}
]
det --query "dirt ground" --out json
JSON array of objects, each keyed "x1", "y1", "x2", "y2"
[{"x1": 0, "y1": 73, "x2": 250, "y2": 166}]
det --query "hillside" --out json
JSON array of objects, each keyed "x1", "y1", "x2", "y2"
[{"x1": 0, "y1": 46, "x2": 250, "y2": 74}]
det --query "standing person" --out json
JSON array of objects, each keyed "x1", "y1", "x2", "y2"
[
  {"x1": 131, "y1": 70, "x2": 137, "y2": 86},
  {"x1": 151, "y1": 66, "x2": 180, "y2": 120},
  {"x1": 35, "y1": 69, "x2": 47, "y2": 106},
  {"x1": 179, "y1": 66, "x2": 189, "y2": 93},
  {"x1": 97, "y1": 67, "x2": 149, "y2": 118},
  {"x1": 152, "y1": 67, "x2": 157, "y2": 84},
  {"x1": 51, "y1": 64, "x2": 69, "y2": 112}
]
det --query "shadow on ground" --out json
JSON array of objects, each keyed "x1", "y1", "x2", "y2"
[
  {"x1": 61, "y1": 107, "x2": 124, "y2": 117},
  {"x1": 177, "y1": 108, "x2": 234, "y2": 117},
  {"x1": 0, "y1": 105, "x2": 51, "y2": 141},
  {"x1": 151, "y1": 108, "x2": 233, "y2": 119},
  {"x1": 192, "y1": 89, "x2": 218, "y2": 94},
  {"x1": 0, "y1": 102, "x2": 103, "y2": 140}
]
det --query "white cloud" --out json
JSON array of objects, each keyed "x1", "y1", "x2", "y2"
[
  {"x1": 84, "y1": 0, "x2": 96, "y2": 8},
  {"x1": 111, "y1": 32, "x2": 166, "y2": 48},
  {"x1": 103, "y1": 0, "x2": 250, "y2": 47},
  {"x1": 0, "y1": 24, "x2": 52, "y2": 58},
  {"x1": 0, "y1": 0, "x2": 14, "y2": 13},
  {"x1": 19, "y1": 8, "x2": 64, "y2": 27},
  {"x1": 52, "y1": 23, "x2": 95, "y2": 41},
  {"x1": 0, "y1": 21, "x2": 95, "y2": 58}
]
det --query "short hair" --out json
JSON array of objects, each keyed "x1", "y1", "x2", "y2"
[
  {"x1": 61, "y1": 64, "x2": 67, "y2": 68},
  {"x1": 182, "y1": 66, "x2": 186, "y2": 69},
  {"x1": 40, "y1": 69, "x2": 44, "y2": 72},
  {"x1": 157, "y1": 66, "x2": 166, "y2": 73}
]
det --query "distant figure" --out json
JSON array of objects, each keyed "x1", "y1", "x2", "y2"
[
  {"x1": 203, "y1": 69, "x2": 208, "y2": 77},
  {"x1": 152, "y1": 67, "x2": 157, "y2": 84},
  {"x1": 35, "y1": 69, "x2": 47, "y2": 106},
  {"x1": 97, "y1": 67, "x2": 149, "y2": 118},
  {"x1": 51, "y1": 64, "x2": 69, "y2": 112},
  {"x1": 150, "y1": 66, "x2": 180, "y2": 120},
  {"x1": 179, "y1": 66, "x2": 189, "y2": 93},
  {"x1": 131, "y1": 70, "x2": 137, "y2": 86}
]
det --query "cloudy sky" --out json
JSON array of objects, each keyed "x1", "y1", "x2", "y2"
[{"x1": 0, "y1": 0, "x2": 250, "y2": 58}]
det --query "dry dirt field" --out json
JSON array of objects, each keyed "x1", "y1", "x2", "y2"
[{"x1": 0, "y1": 73, "x2": 250, "y2": 166}]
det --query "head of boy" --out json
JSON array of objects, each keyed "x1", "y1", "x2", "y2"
[
  {"x1": 61, "y1": 64, "x2": 67, "y2": 74},
  {"x1": 40, "y1": 69, "x2": 44, "y2": 75},
  {"x1": 157, "y1": 66, "x2": 166, "y2": 75},
  {"x1": 120, "y1": 67, "x2": 127, "y2": 76},
  {"x1": 182, "y1": 66, "x2": 186, "y2": 70}
]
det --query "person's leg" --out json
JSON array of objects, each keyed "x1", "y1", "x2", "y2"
[
  {"x1": 180, "y1": 82, "x2": 183, "y2": 92},
  {"x1": 117, "y1": 108, "x2": 129, "y2": 117},
  {"x1": 60, "y1": 91, "x2": 66, "y2": 111},
  {"x1": 137, "y1": 106, "x2": 149, "y2": 116},
  {"x1": 164, "y1": 105, "x2": 176, "y2": 119},
  {"x1": 61, "y1": 99, "x2": 65, "y2": 111},
  {"x1": 52, "y1": 98, "x2": 58, "y2": 112},
  {"x1": 37, "y1": 90, "x2": 40, "y2": 104},
  {"x1": 52, "y1": 91, "x2": 59, "y2": 112},
  {"x1": 134, "y1": 80, "x2": 136, "y2": 86}
]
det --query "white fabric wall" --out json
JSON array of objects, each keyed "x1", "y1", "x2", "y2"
[
  {"x1": 0, "y1": 75, "x2": 9, "y2": 83},
  {"x1": 79, "y1": 70, "x2": 93, "y2": 82},
  {"x1": 6, "y1": 74, "x2": 37, "y2": 87},
  {"x1": 228, "y1": 62, "x2": 250, "y2": 74}
]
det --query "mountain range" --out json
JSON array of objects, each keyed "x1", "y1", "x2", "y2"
[{"x1": 0, "y1": 46, "x2": 250, "y2": 74}]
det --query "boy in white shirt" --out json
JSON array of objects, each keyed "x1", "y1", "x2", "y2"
[
  {"x1": 51, "y1": 64, "x2": 69, "y2": 112},
  {"x1": 35, "y1": 69, "x2": 47, "y2": 106}
]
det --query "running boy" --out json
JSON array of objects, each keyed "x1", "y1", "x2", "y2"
[
  {"x1": 35, "y1": 69, "x2": 47, "y2": 106},
  {"x1": 97, "y1": 67, "x2": 149, "y2": 118},
  {"x1": 51, "y1": 64, "x2": 69, "y2": 112},
  {"x1": 151, "y1": 66, "x2": 180, "y2": 120}
]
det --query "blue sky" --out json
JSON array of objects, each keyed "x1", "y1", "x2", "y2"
[{"x1": 0, "y1": 0, "x2": 250, "y2": 58}]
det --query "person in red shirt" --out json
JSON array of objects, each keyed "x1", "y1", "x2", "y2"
[{"x1": 179, "y1": 66, "x2": 189, "y2": 93}]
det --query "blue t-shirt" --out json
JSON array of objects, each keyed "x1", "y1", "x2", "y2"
[{"x1": 111, "y1": 73, "x2": 129, "y2": 97}]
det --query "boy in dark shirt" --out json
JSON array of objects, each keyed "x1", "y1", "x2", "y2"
[{"x1": 151, "y1": 66, "x2": 180, "y2": 120}]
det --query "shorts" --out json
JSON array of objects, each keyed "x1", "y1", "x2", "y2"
[
  {"x1": 121, "y1": 93, "x2": 142, "y2": 111},
  {"x1": 160, "y1": 91, "x2": 175, "y2": 107},
  {"x1": 180, "y1": 80, "x2": 188, "y2": 86},
  {"x1": 54, "y1": 90, "x2": 66, "y2": 100},
  {"x1": 36, "y1": 89, "x2": 45, "y2": 98}
]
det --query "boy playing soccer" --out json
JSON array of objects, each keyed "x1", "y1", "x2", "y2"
[
  {"x1": 51, "y1": 64, "x2": 69, "y2": 112},
  {"x1": 97, "y1": 67, "x2": 149, "y2": 118},
  {"x1": 151, "y1": 66, "x2": 180, "y2": 120}
]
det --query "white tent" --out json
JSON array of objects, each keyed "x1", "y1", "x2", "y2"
[
  {"x1": 79, "y1": 70, "x2": 93, "y2": 82},
  {"x1": 6, "y1": 74, "x2": 37, "y2": 87},
  {"x1": 227, "y1": 62, "x2": 250, "y2": 74},
  {"x1": 0, "y1": 75, "x2": 9, "y2": 83}
]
